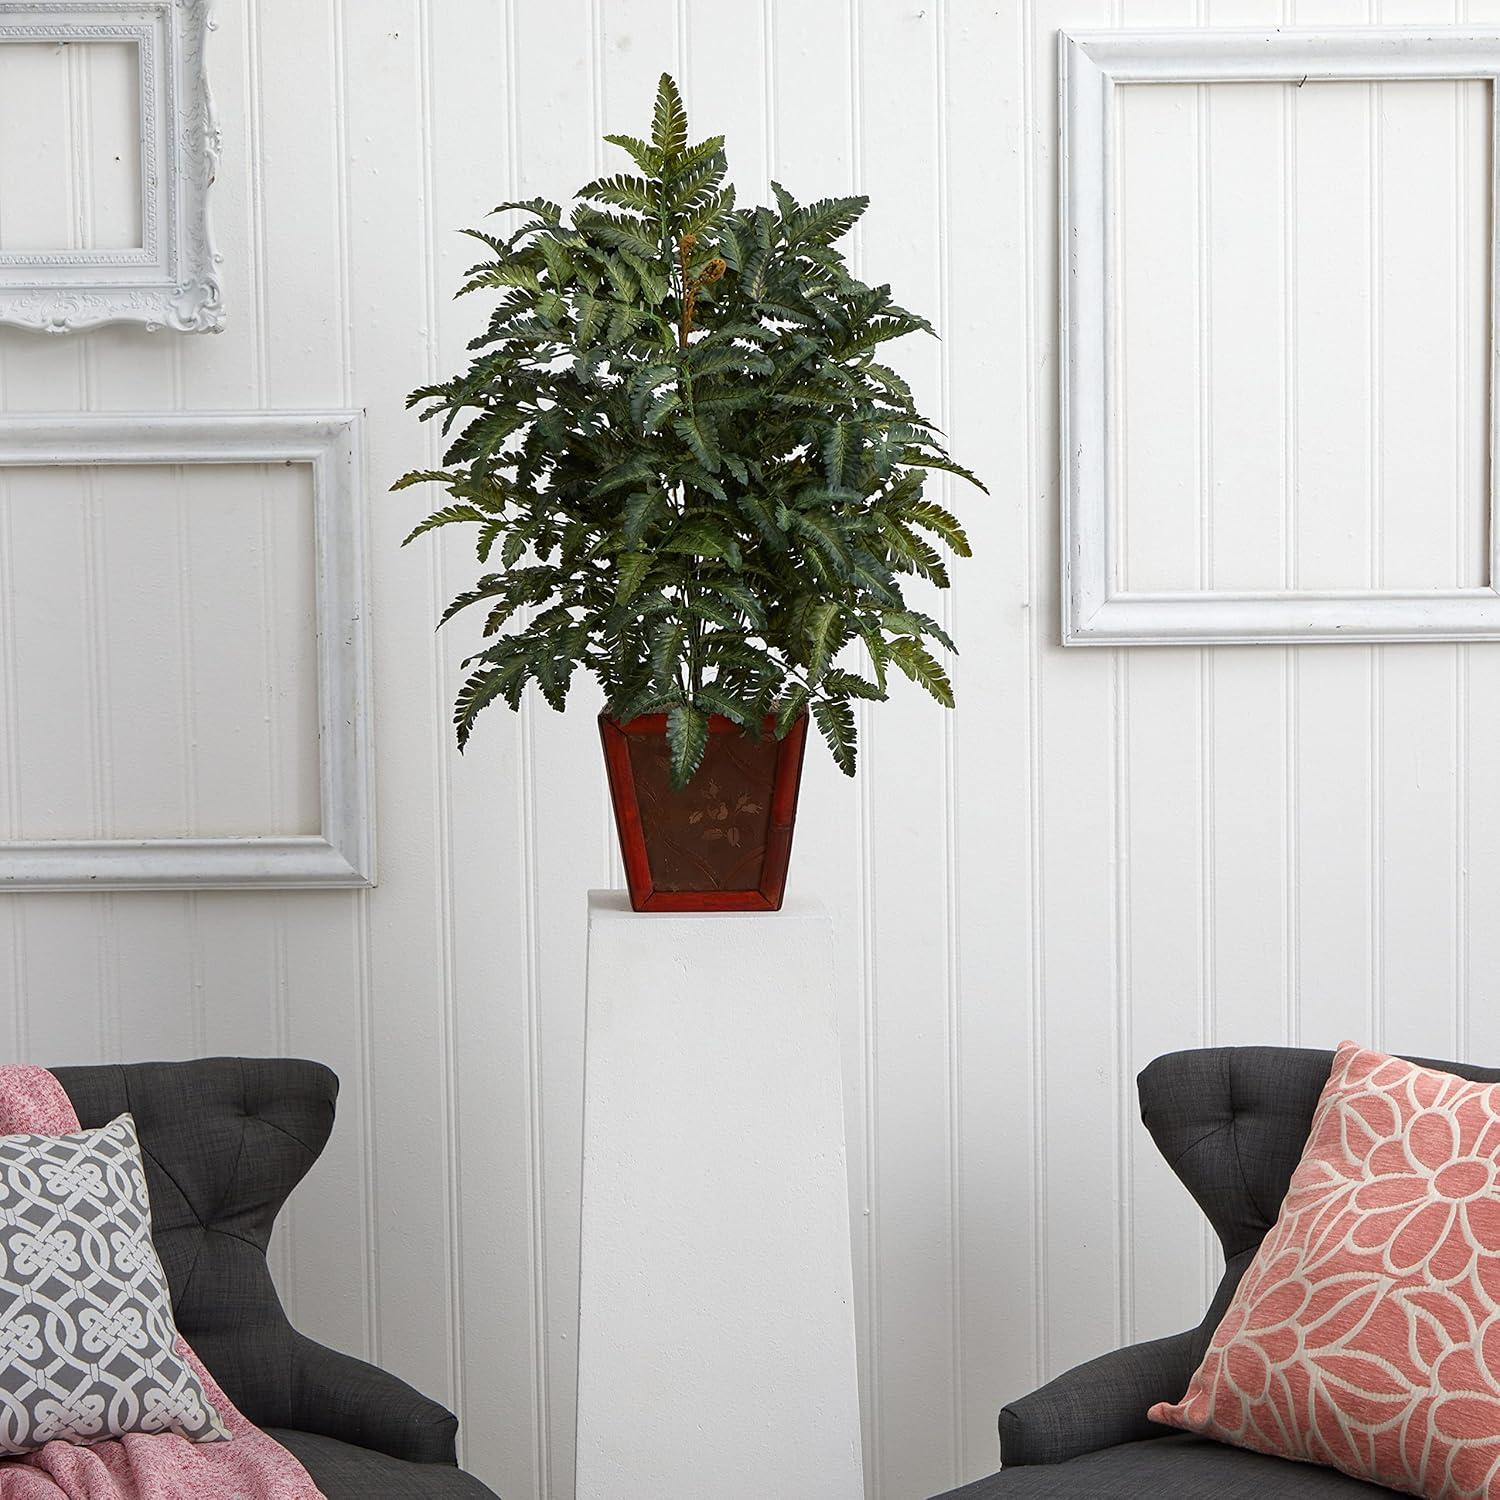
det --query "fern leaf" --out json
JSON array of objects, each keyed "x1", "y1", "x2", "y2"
[
  {"x1": 806, "y1": 600, "x2": 843, "y2": 678},
  {"x1": 665, "y1": 135, "x2": 728, "y2": 188},
  {"x1": 401, "y1": 505, "x2": 487, "y2": 546},
  {"x1": 776, "y1": 685, "x2": 810, "y2": 737},
  {"x1": 454, "y1": 668, "x2": 507, "y2": 750},
  {"x1": 475, "y1": 519, "x2": 505, "y2": 564},
  {"x1": 882, "y1": 608, "x2": 956, "y2": 654},
  {"x1": 854, "y1": 618, "x2": 890, "y2": 691},
  {"x1": 663, "y1": 516, "x2": 734, "y2": 559},
  {"x1": 486, "y1": 197, "x2": 563, "y2": 224},
  {"x1": 643, "y1": 389, "x2": 683, "y2": 433},
  {"x1": 628, "y1": 362, "x2": 676, "y2": 426},
  {"x1": 602, "y1": 133, "x2": 662, "y2": 174},
  {"x1": 458, "y1": 263, "x2": 542, "y2": 296},
  {"x1": 666, "y1": 701, "x2": 708, "y2": 788},
  {"x1": 888, "y1": 637, "x2": 954, "y2": 708},
  {"x1": 823, "y1": 667, "x2": 886, "y2": 702},
  {"x1": 439, "y1": 577, "x2": 506, "y2": 626},
  {"x1": 574, "y1": 210, "x2": 660, "y2": 262},
  {"x1": 537, "y1": 236, "x2": 577, "y2": 288},
  {"x1": 696, "y1": 684, "x2": 758, "y2": 728},
  {"x1": 680, "y1": 189, "x2": 735, "y2": 239},
  {"x1": 791, "y1": 511, "x2": 853, "y2": 573},
  {"x1": 678, "y1": 463, "x2": 728, "y2": 502},
  {"x1": 673, "y1": 414, "x2": 721, "y2": 473},
  {"x1": 579, "y1": 172, "x2": 658, "y2": 216},
  {"x1": 770, "y1": 180, "x2": 801, "y2": 223},
  {"x1": 812, "y1": 697, "x2": 857, "y2": 775},
  {"x1": 897, "y1": 498, "x2": 973, "y2": 557},
  {"x1": 702, "y1": 578, "x2": 767, "y2": 629},
  {"x1": 878, "y1": 515, "x2": 950, "y2": 586},
  {"x1": 902, "y1": 449, "x2": 990, "y2": 493},
  {"x1": 789, "y1": 195, "x2": 869, "y2": 247},
  {"x1": 651, "y1": 74, "x2": 689, "y2": 159},
  {"x1": 822, "y1": 422, "x2": 853, "y2": 487},
  {"x1": 622, "y1": 488, "x2": 667, "y2": 546},
  {"x1": 591, "y1": 457, "x2": 658, "y2": 498},
  {"x1": 616, "y1": 551, "x2": 653, "y2": 603},
  {"x1": 864, "y1": 361, "x2": 913, "y2": 402},
  {"x1": 391, "y1": 468, "x2": 455, "y2": 492},
  {"x1": 651, "y1": 619, "x2": 688, "y2": 685},
  {"x1": 576, "y1": 292, "x2": 610, "y2": 345}
]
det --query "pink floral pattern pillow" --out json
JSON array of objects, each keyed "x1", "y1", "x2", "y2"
[{"x1": 1151, "y1": 1041, "x2": 1500, "y2": 1497}]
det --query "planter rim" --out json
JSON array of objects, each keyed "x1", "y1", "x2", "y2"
[{"x1": 599, "y1": 710, "x2": 803, "y2": 736}]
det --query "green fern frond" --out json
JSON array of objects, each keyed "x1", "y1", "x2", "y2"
[
  {"x1": 651, "y1": 73, "x2": 689, "y2": 159},
  {"x1": 666, "y1": 701, "x2": 708, "y2": 787},
  {"x1": 887, "y1": 637, "x2": 954, "y2": 708},
  {"x1": 812, "y1": 697, "x2": 857, "y2": 775}
]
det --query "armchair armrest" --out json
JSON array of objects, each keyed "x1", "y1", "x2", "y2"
[
  {"x1": 285, "y1": 1331, "x2": 459, "y2": 1465},
  {"x1": 998, "y1": 1328, "x2": 1198, "y2": 1467}
]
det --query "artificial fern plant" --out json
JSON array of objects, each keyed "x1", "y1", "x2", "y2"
[{"x1": 399, "y1": 74, "x2": 983, "y2": 787}]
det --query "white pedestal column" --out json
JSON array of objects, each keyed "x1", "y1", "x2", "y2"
[{"x1": 575, "y1": 890, "x2": 865, "y2": 1500}]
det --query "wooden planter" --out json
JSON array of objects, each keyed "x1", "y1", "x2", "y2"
[{"x1": 599, "y1": 712, "x2": 809, "y2": 912}]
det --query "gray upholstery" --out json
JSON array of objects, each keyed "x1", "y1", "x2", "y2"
[
  {"x1": 270, "y1": 1430, "x2": 501, "y2": 1499},
  {"x1": 935, "y1": 1045, "x2": 1500, "y2": 1498},
  {"x1": 47, "y1": 1058, "x2": 498, "y2": 1500},
  {"x1": 939, "y1": 1434, "x2": 1393, "y2": 1497}
]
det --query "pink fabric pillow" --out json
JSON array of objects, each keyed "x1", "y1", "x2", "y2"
[{"x1": 1150, "y1": 1040, "x2": 1500, "y2": 1498}]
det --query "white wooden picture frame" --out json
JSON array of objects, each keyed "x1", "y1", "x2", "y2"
[
  {"x1": 0, "y1": 412, "x2": 373, "y2": 890},
  {"x1": 0, "y1": 0, "x2": 221, "y2": 334},
  {"x1": 1060, "y1": 28, "x2": 1500, "y2": 645}
]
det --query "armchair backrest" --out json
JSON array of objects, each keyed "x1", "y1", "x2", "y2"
[
  {"x1": 1138, "y1": 1045, "x2": 1500, "y2": 1347},
  {"x1": 51, "y1": 1057, "x2": 338, "y2": 1421}
]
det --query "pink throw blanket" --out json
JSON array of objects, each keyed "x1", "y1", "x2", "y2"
[{"x1": 0, "y1": 1065, "x2": 325, "y2": 1500}]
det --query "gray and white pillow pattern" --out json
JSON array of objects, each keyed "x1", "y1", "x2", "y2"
[{"x1": 0, "y1": 1112, "x2": 230, "y2": 1455}]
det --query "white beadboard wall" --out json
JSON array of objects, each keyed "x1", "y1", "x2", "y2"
[{"x1": 3, "y1": 4, "x2": 1500, "y2": 1498}]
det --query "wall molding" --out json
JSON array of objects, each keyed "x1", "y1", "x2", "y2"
[
  {"x1": 1060, "y1": 27, "x2": 1500, "y2": 645},
  {"x1": 0, "y1": 411, "x2": 374, "y2": 890}
]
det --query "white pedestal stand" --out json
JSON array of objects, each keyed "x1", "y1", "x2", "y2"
[{"x1": 575, "y1": 890, "x2": 865, "y2": 1500}]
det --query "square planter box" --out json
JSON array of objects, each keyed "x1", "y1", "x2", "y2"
[{"x1": 598, "y1": 712, "x2": 808, "y2": 912}]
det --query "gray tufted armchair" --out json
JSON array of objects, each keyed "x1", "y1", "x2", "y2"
[
  {"x1": 49, "y1": 1057, "x2": 499, "y2": 1500},
  {"x1": 933, "y1": 1046, "x2": 1500, "y2": 1499}
]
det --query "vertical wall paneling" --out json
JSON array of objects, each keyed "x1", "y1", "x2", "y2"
[
  {"x1": 428, "y1": 1, "x2": 539, "y2": 1487},
  {"x1": 1117, "y1": 0, "x2": 1207, "y2": 1351},
  {"x1": 3, "y1": 6, "x2": 1500, "y2": 1497},
  {"x1": 855, "y1": 4, "x2": 956, "y2": 1492},
  {"x1": 417, "y1": 0, "x2": 463, "y2": 1432},
  {"x1": 1194, "y1": 6, "x2": 1288, "y2": 1144},
  {"x1": 517, "y1": 6, "x2": 602, "y2": 1489},
  {"x1": 748, "y1": 3, "x2": 884, "y2": 1481},
  {"x1": 348, "y1": 0, "x2": 457, "y2": 1418},
  {"x1": 1036, "y1": 0, "x2": 1123, "y2": 1385},
  {"x1": 943, "y1": 0, "x2": 1039, "y2": 1476}
]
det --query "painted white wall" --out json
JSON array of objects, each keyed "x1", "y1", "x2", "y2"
[{"x1": 2, "y1": 4, "x2": 1499, "y2": 1498}]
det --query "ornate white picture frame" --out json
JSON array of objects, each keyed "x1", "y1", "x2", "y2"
[
  {"x1": 0, "y1": 413, "x2": 374, "y2": 890},
  {"x1": 1060, "y1": 28, "x2": 1500, "y2": 645},
  {"x1": 0, "y1": 1, "x2": 221, "y2": 333}
]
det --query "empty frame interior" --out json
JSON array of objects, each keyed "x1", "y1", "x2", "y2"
[
  {"x1": 1113, "y1": 75, "x2": 1493, "y2": 596},
  {"x1": 0, "y1": 39, "x2": 142, "y2": 253},
  {"x1": 0, "y1": 463, "x2": 321, "y2": 843}
]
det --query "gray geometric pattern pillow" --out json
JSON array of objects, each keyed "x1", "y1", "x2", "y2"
[{"x1": 0, "y1": 1112, "x2": 230, "y2": 1455}]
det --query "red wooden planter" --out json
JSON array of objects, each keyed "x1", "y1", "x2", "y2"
[{"x1": 599, "y1": 712, "x2": 809, "y2": 912}]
